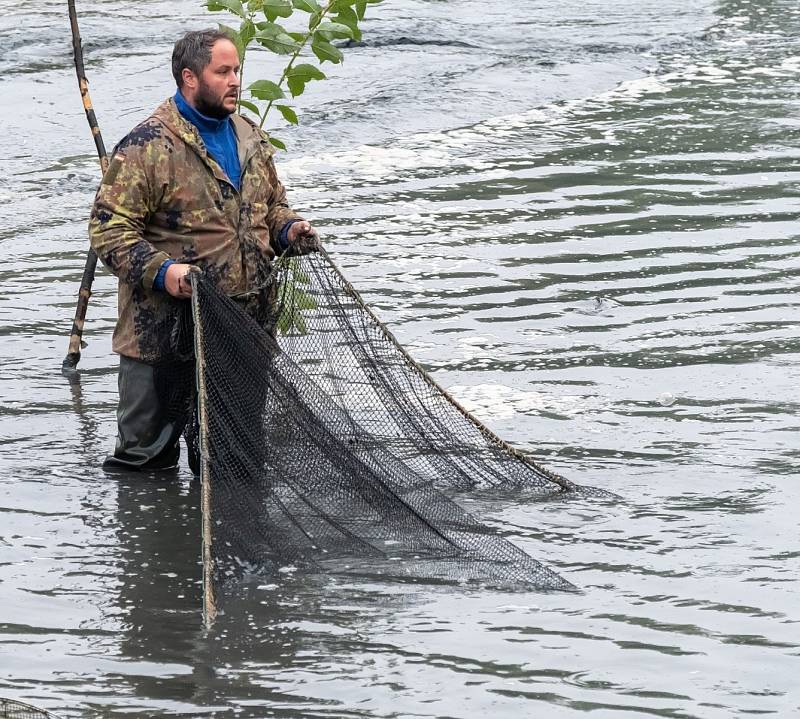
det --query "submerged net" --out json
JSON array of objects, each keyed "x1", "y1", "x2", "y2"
[
  {"x1": 0, "y1": 699, "x2": 64, "y2": 719},
  {"x1": 190, "y1": 250, "x2": 600, "y2": 614}
]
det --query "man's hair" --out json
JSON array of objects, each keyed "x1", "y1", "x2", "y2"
[{"x1": 172, "y1": 29, "x2": 235, "y2": 87}]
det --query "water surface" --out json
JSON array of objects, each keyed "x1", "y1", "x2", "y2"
[{"x1": 1, "y1": 0, "x2": 798, "y2": 716}]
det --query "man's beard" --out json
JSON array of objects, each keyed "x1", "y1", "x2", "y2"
[{"x1": 194, "y1": 80, "x2": 235, "y2": 119}]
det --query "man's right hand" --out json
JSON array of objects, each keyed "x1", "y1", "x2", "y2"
[
  {"x1": 164, "y1": 263, "x2": 196, "y2": 299},
  {"x1": 285, "y1": 220, "x2": 321, "y2": 256}
]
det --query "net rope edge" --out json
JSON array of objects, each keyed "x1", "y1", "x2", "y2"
[{"x1": 312, "y1": 247, "x2": 579, "y2": 494}]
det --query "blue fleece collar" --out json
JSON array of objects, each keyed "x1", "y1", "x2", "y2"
[
  {"x1": 174, "y1": 90, "x2": 241, "y2": 189},
  {"x1": 174, "y1": 89, "x2": 229, "y2": 133}
]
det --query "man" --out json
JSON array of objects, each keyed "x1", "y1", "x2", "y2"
[{"x1": 90, "y1": 29, "x2": 318, "y2": 472}]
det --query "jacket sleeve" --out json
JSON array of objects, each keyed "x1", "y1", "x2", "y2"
[
  {"x1": 89, "y1": 139, "x2": 171, "y2": 289},
  {"x1": 264, "y1": 154, "x2": 302, "y2": 255}
]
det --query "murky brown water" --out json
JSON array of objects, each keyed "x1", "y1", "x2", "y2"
[{"x1": 1, "y1": 0, "x2": 799, "y2": 716}]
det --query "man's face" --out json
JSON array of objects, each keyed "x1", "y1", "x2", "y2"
[{"x1": 187, "y1": 39, "x2": 240, "y2": 119}]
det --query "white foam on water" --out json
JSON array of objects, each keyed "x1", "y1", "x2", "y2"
[{"x1": 450, "y1": 383, "x2": 591, "y2": 421}]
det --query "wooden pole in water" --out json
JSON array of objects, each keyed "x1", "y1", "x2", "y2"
[
  {"x1": 191, "y1": 275, "x2": 217, "y2": 628},
  {"x1": 62, "y1": 0, "x2": 108, "y2": 376}
]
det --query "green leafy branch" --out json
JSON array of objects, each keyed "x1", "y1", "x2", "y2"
[
  {"x1": 276, "y1": 257, "x2": 317, "y2": 335},
  {"x1": 207, "y1": 0, "x2": 383, "y2": 150}
]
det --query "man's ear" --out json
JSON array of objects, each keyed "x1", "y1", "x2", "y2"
[{"x1": 181, "y1": 68, "x2": 197, "y2": 90}]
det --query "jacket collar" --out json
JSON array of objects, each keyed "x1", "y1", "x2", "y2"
[
  {"x1": 153, "y1": 97, "x2": 271, "y2": 184},
  {"x1": 231, "y1": 113, "x2": 273, "y2": 174}
]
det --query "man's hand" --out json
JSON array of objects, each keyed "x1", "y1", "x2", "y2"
[
  {"x1": 286, "y1": 220, "x2": 321, "y2": 256},
  {"x1": 164, "y1": 263, "x2": 196, "y2": 299}
]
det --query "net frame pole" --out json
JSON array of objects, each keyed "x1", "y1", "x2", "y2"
[{"x1": 191, "y1": 276, "x2": 217, "y2": 628}]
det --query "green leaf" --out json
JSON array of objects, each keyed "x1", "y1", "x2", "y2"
[
  {"x1": 276, "y1": 104, "x2": 299, "y2": 124},
  {"x1": 294, "y1": 289, "x2": 318, "y2": 310},
  {"x1": 207, "y1": 0, "x2": 246, "y2": 17},
  {"x1": 237, "y1": 99, "x2": 261, "y2": 115},
  {"x1": 292, "y1": 0, "x2": 321, "y2": 11},
  {"x1": 268, "y1": 135, "x2": 287, "y2": 150},
  {"x1": 262, "y1": 0, "x2": 293, "y2": 21},
  {"x1": 287, "y1": 76, "x2": 305, "y2": 97},
  {"x1": 219, "y1": 21, "x2": 256, "y2": 60},
  {"x1": 311, "y1": 37, "x2": 344, "y2": 64},
  {"x1": 287, "y1": 31, "x2": 307, "y2": 41},
  {"x1": 240, "y1": 19, "x2": 256, "y2": 48},
  {"x1": 248, "y1": 79, "x2": 285, "y2": 100},
  {"x1": 218, "y1": 23, "x2": 244, "y2": 58},
  {"x1": 286, "y1": 63, "x2": 326, "y2": 97},
  {"x1": 255, "y1": 19, "x2": 288, "y2": 33},
  {"x1": 247, "y1": 0, "x2": 262, "y2": 9},
  {"x1": 292, "y1": 313, "x2": 308, "y2": 335},
  {"x1": 292, "y1": 266, "x2": 310, "y2": 284},
  {"x1": 352, "y1": 0, "x2": 380, "y2": 20},
  {"x1": 330, "y1": 0, "x2": 360, "y2": 8},
  {"x1": 277, "y1": 306, "x2": 291, "y2": 334},
  {"x1": 316, "y1": 21, "x2": 354, "y2": 40},
  {"x1": 286, "y1": 63, "x2": 326, "y2": 81},
  {"x1": 255, "y1": 26, "x2": 301, "y2": 54},
  {"x1": 334, "y1": 7, "x2": 362, "y2": 41}
]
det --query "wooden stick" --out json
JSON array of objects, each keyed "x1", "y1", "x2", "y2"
[
  {"x1": 62, "y1": 0, "x2": 108, "y2": 376},
  {"x1": 191, "y1": 275, "x2": 217, "y2": 628}
]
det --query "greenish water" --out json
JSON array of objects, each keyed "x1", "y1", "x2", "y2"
[{"x1": 1, "y1": 0, "x2": 798, "y2": 716}]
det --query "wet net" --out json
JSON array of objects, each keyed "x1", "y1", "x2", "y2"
[
  {"x1": 0, "y1": 699, "x2": 64, "y2": 719},
  {"x1": 189, "y1": 250, "x2": 601, "y2": 618}
]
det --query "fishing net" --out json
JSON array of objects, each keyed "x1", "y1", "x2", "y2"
[
  {"x1": 0, "y1": 699, "x2": 64, "y2": 719},
  {"x1": 189, "y1": 250, "x2": 601, "y2": 617}
]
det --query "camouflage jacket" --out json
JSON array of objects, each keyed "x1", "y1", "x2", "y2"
[{"x1": 89, "y1": 97, "x2": 301, "y2": 362}]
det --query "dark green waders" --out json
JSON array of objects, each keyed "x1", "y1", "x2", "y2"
[
  {"x1": 102, "y1": 288, "x2": 276, "y2": 477},
  {"x1": 103, "y1": 356, "x2": 199, "y2": 474}
]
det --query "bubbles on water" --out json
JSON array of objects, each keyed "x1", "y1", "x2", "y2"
[{"x1": 657, "y1": 392, "x2": 677, "y2": 407}]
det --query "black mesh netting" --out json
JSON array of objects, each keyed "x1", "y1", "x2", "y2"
[
  {"x1": 0, "y1": 699, "x2": 63, "y2": 719},
  {"x1": 189, "y1": 250, "x2": 607, "y2": 602}
]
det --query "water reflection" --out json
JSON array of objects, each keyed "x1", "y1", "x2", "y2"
[
  {"x1": 65, "y1": 375, "x2": 102, "y2": 460},
  {"x1": 111, "y1": 476, "x2": 415, "y2": 716}
]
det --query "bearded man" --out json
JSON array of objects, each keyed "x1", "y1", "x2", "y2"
[{"x1": 89, "y1": 29, "x2": 318, "y2": 472}]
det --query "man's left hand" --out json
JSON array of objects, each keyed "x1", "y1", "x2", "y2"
[{"x1": 286, "y1": 220, "x2": 321, "y2": 256}]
